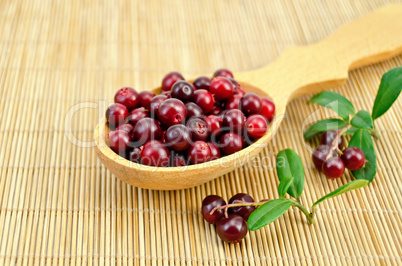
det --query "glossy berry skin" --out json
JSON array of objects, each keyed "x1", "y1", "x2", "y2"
[
  {"x1": 161, "y1": 91, "x2": 171, "y2": 98},
  {"x1": 239, "y1": 93, "x2": 262, "y2": 116},
  {"x1": 114, "y1": 87, "x2": 139, "y2": 111},
  {"x1": 225, "y1": 95, "x2": 242, "y2": 110},
  {"x1": 185, "y1": 102, "x2": 203, "y2": 119},
  {"x1": 157, "y1": 99, "x2": 187, "y2": 127},
  {"x1": 341, "y1": 147, "x2": 366, "y2": 170},
  {"x1": 187, "y1": 118, "x2": 209, "y2": 141},
  {"x1": 193, "y1": 76, "x2": 211, "y2": 91},
  {"x1": 320, "y1": 130, "x2": 344, "y2": 149},
  {"x1": 234, "y1": 86, "x2": 245, "y2": 97},
  {"x1": 188, "y1": 140, "x2": 211, "y2": 164},
  {"x1": 127, "y1": 147, "x2": 141, "y2": 163},
  {"x1": 161, "y1": 71, "x2": 184, "y2": 92},
  {"x1": 128, "y1": 107, "x2": 149, "y2": 126},
  {"x1": 171, "y1": 80, "x2": 194, "y2": 102},
  {"x1": 133, "y1": 118, "x2": 162, "y2": 146},
  {"x1": 322, "y1": 157, "x2": 345, "y2": 179},
  {"x1": 165, "y1": 124, "x2": 192, "y2": 152},
  {"x1": 228, "y1": 193, "x2": 255, "y2": 221},
  {"x1": 138, "y1": 91, "x2": 155, "y2": 109},
  {"x1": 260, "y1": 97, "x2": 275, "y2": 121},
  {"x1": 109, "y1": 130, "x2": 131, "y2": 155},
  {"x1": 220, "y1": 132, "x2": 243, "y2": 155},
  {"x1": 312, "y1": 145, "x2": 338, "y2": 171},
  {"x1": 140, "y1": 140, "x2": 170, "y2": 167},
  {"x1": 213, "y1": 68, "x2": 234, "y2": 79},
  {"x1": 210, "y1": 106, "x2": 222, "y2": 115},
  {"x1": 207, "y1": 142, "x2": 221, "y2": 161},
  {"x1": 106, "y1": 103, "x2": 129, "y2": 128},
  {"x1": 223, "y1": 109, "x2": 246, "y2": 132},
  {"x1": 193, "y1": 89, "x2": 215, "y2": 114},
  {"x1": 171, "y1": 154, "x2": 187, "y2": 167},
  {"x1": 209, "y1": 77, "x2": 234, "y2": 101},
  {"x1": 116, "y1": 123, "x2": 134, "y2": 137},
  {"x1": 204, "y1": 115, "x2": 223, "y2": 137},
  {"x1": 201, "y1": 195, "x2": 226, "y2": 224},
  {"x1": 216, "y1": 214, "x2": 248, "y2": 244},
  {"x1": 245, "y1": 114, "x2": 268, "y2": 139},
  {"x1": 149, "y1": 95, "x2": 168, "y2": 117}
]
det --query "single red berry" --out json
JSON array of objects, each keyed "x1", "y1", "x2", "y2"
[
  {"x1": 171, "y1": 80, "x2": 194, "y2": 102},
  {"x1": 239, "y1": 93, "x2": 262, "y2": 116},
  {"x1": 149, "y1": 95, "x2": 168, "y2": 117},
  {"x1": 157, "y1": 99, "x2": 187, "y2": 127},
  {"x1": 223, "y1": 109, "x2": 246, "y2": 132},
  {"x1": 140, "y1": 140, "x2": 170, "y2": 167},
  {"x1": 138, "y1": 91, "x2": 155, "y2": 109},
  {"x1": 193, "y1": 89, "x2": 215, "y2": 114},
  {"x1": 185, "y1": 102, "x2": 204, "y2": 119},
  {"x1": 133, "y1": 118, "x2": 162, "y2": 146},
  {"x1": 165, "y1": 124, "x2": 192, "y2": 152},
  {"x1": 210, "y1": 106, "x2": 222, "y2": 115},
  {"x1": 245, "y1": 114, "x2": 268, "y2": 139},
  {"x1": 220, "y1": 132, "x2": 243, "y2": 155},
  {"x1": 116, "y1": 123, "x2": 135, "y2": 137},
  {"x1": 204, "y1": 115, "x2": 223, "y2": 137},
  {"x1": 201, "y1": 195, "x2": 226, "y2": 224},
  {"x1": 187, "y1": 140, "x2": 211, "y2": 164},
  {"x1": 128, "y1": 107, "x2": 149, "y2": 126},
  {"x1": 322, "y1": 157, "x2": 345, "y2": 179},
  {"x1": 260, "y1": 97, "x2": 275, "y2": 121},
  {"x1": 341, "y1": 147, "x2": 366, "y2": 170},
  {"x1": 209, "y1": 77, "x2": 234, "y2": 101},
  {"x1": 228, "y1": 193, "x2": 255, "y2": 221},
  {"x1": 193, "y1": 76, "x2": 211, "y2": 91},
  {"x1": 216, "y1": 214, "x2": 248, "y2": 244},
  {"x1": 213, "y1": 68, "x2": 234, "y2": 79},
  {"x1": 312, "y1": 145, "x2": 338, "y2": 171},
  {"x1": 187, "y1": 118, "x2": 209, "y2": 141},
  {"x1": 114, "y1": 87, "x2": 139, "y2": 111},
  {"x1": 320, "y1": 130, "x2": 344, "y2": 149},
  {"x1": 207, "y1": 142, "x2": 221, "y2": 161},
  {"x1": 225, "y1": 95, "x2": 242, "y2": 110},
  {"x1": 161, "y1": 71, "x2": 184, "y2": 92},
  {"x1": 109, "y1": 130, "x2": 131, "y2": 155},
  {"x1": 106, "y1": 103, "x2": 128, "y2": 128}
]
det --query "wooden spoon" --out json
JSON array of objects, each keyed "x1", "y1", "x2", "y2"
[{"x1": 94, "y1": 4, "x2": 402, "y2": 190}]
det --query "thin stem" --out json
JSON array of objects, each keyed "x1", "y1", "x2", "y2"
[
  {"x1": 370, "y1": 128, "x2": 381, "y2": 139},
  {"x1": 209, "y1": 200, "x2": 268, "y2": 217},
  {"x1": 326, "y1": 125, "x2": 351, "y2": 160},
  {"x1": 289, "y1": 199, "x2": 314, "y2": 224}
]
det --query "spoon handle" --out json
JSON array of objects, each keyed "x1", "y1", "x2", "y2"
[{"x1": 239, "y1": 4, "x2": 402, "y2": 103}]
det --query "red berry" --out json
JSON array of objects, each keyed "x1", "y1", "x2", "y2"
[
  {"x1": 140, "y1": 140, "x2": 170, "y2": 167},
  {"x1": 114, "y1": 87, "x2": 139, "y2": 111},
  {"x1": 193, "y1": 76, "x2": 211, "y2": 91},
  {"x1": 106, "y1": 103, "x2": 128, "y2": 128},
  {"x1": 193, "y1": 89, "x2": 215, "y2": 114},
  {"x1": 322, "y1": 157, "x2": 345, "y2": 179},
  {"x1": 204, "y1": 115, "x2": 223, "y2": 137},
  {"x1": 127, "y1": 147, "x2": 141, "y2": 163},
  {"x1": 187, "y1": 140, "x2": 211, "y2": 164},
  {"x1": 201, "y1": 195, "x2": 226, "y2": 224},
  {"x1": 209, "y1": 77, "x2": 234, "y2": 101},
  {"x1": 239, "y1": 93, "x2": 262, "y2": 116},
  {"x1": 109, "y1": 130, "x2": 131, "y2": 155},
  {"x1": 245, "y1": 114, "x2": 267, "y2": 139},
  {"x1": 116, "y1": 123, "x2": 134, "y2": 137},
  {"x1": 207, "y1": 142, "x2": 221, "y2": 161},
  {"x1": 209, "y1": 106, "x2": 222, "y2": 115},
  {"x1": 171, "y1": 80, "x2": 194, "y2": 102},
  {"x1": 187, "y1": 118, "x2": 209, "y2": 141},
  {"x1": 320, "y1": 130, "x2": 344, "y2": 149},
  {"x1": 216, "y1": 214, "x2": 248, "y2": 244},
  {"x1": 157, "y1": 98, "x2": 187, "y2": 127},
  {"x1": 213, "y1": 68, "x2": 234, "y2": 79},
  {"x1": 225, "y1": 95, "x2": 242, "y2": 110},
  {"x1": 161, "y1": 91, "x2": 171, "y2": 98},
  {"x1": 149, "y1": 95, "x2": 168, "y2": 117},
  {"x1": 185, "y1": 102, "x2": 204, "y2": 119},
  {"x1": 223, "y1": 109, "x2": 245, "y2": 132},
  {"x1": 312, "y1": 145, "x2": 338, "y2": 171},
  {"x1": 228, "y1": 193, "x2": 255, "y2": 221},
  {"x1": 220, "y1": 132, "x2": 242, "y2": 155},
  {"x1": 165, "y1": 124, "x2": 192, "y2": 152},
  {"x1": 161, "y1": 71, "x2": 184, "y2": 92},
  {"x1": 133, "y1": 118, "x2": 162, "y2": 146},
  {"x1": 128, "y1": 107, "x2": 149, "y2": 126},
  {"x1": 260, "y1": 97, "x2": 275, "y2": 121},
  {"x1": 341, "y1": 147, "x2": 366, "y2": 170},
  {"x1": 138, "y1": 91, "x2": 155, "y2": 109}
]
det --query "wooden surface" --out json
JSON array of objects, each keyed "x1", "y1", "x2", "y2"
[{"x1": 0, "y1": 0, "x2": 402, "y2": 265}]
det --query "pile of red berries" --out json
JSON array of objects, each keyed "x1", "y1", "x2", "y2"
[
  {"x1": 201, "y1": 193, "x2": 256, "y2": 243},
  {"x1": 312, "y1": 130, "x2": 366, "y2": 179},
  {"x1": 105, "y1": 69, "x2": 275, "y2": 167}
]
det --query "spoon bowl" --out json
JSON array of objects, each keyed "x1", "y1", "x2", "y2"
[{"x1": 94, "y1": 4, "x2": 402, "y2": 190}]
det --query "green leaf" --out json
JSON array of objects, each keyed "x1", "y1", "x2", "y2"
[
  {"x1": 345, "y1": 127, "x2": 358, "y2": 135},
  {"x1": 303, "y1": 119, "x2": 347, "y2": 140},
  {"x1": 372, "y1": 66, "x2": 402, "y2": 120},
  {"x1": 312, "y1": 179, "x2": 369, "y2": 210},
  {"x1": 247, "y1": 199, "x2": 292, "y2": 231},
  {"x1": 276, "y1": 149, "x2": 304, "y2": 199},
  {"x1": 348, "y1": 129, "x2": 377, "y2": 182},
  {"x1": 278, "y1": 176, "x2": 294, "y2": 198},
  {"x1": 350, "y1": 110, "x2": 373, "y2": 130},
  {"x1": 308, "y1": 91, "x2": 356, "y2": 121}
]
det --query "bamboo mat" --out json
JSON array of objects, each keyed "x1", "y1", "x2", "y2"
[{"x1": 0, "y1": 0, "x2": 401, "y2": 265}]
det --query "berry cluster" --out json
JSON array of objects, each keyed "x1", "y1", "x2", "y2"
[
  {"x1": 105, "y1": 69, "x2": 275, "y2": 167},
  {"x1": 201, "y1": 193, "x2": 257, "y2": 243},
  {"x1": 312, "y1": 130, "x2": 366, "y2": 179}
]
